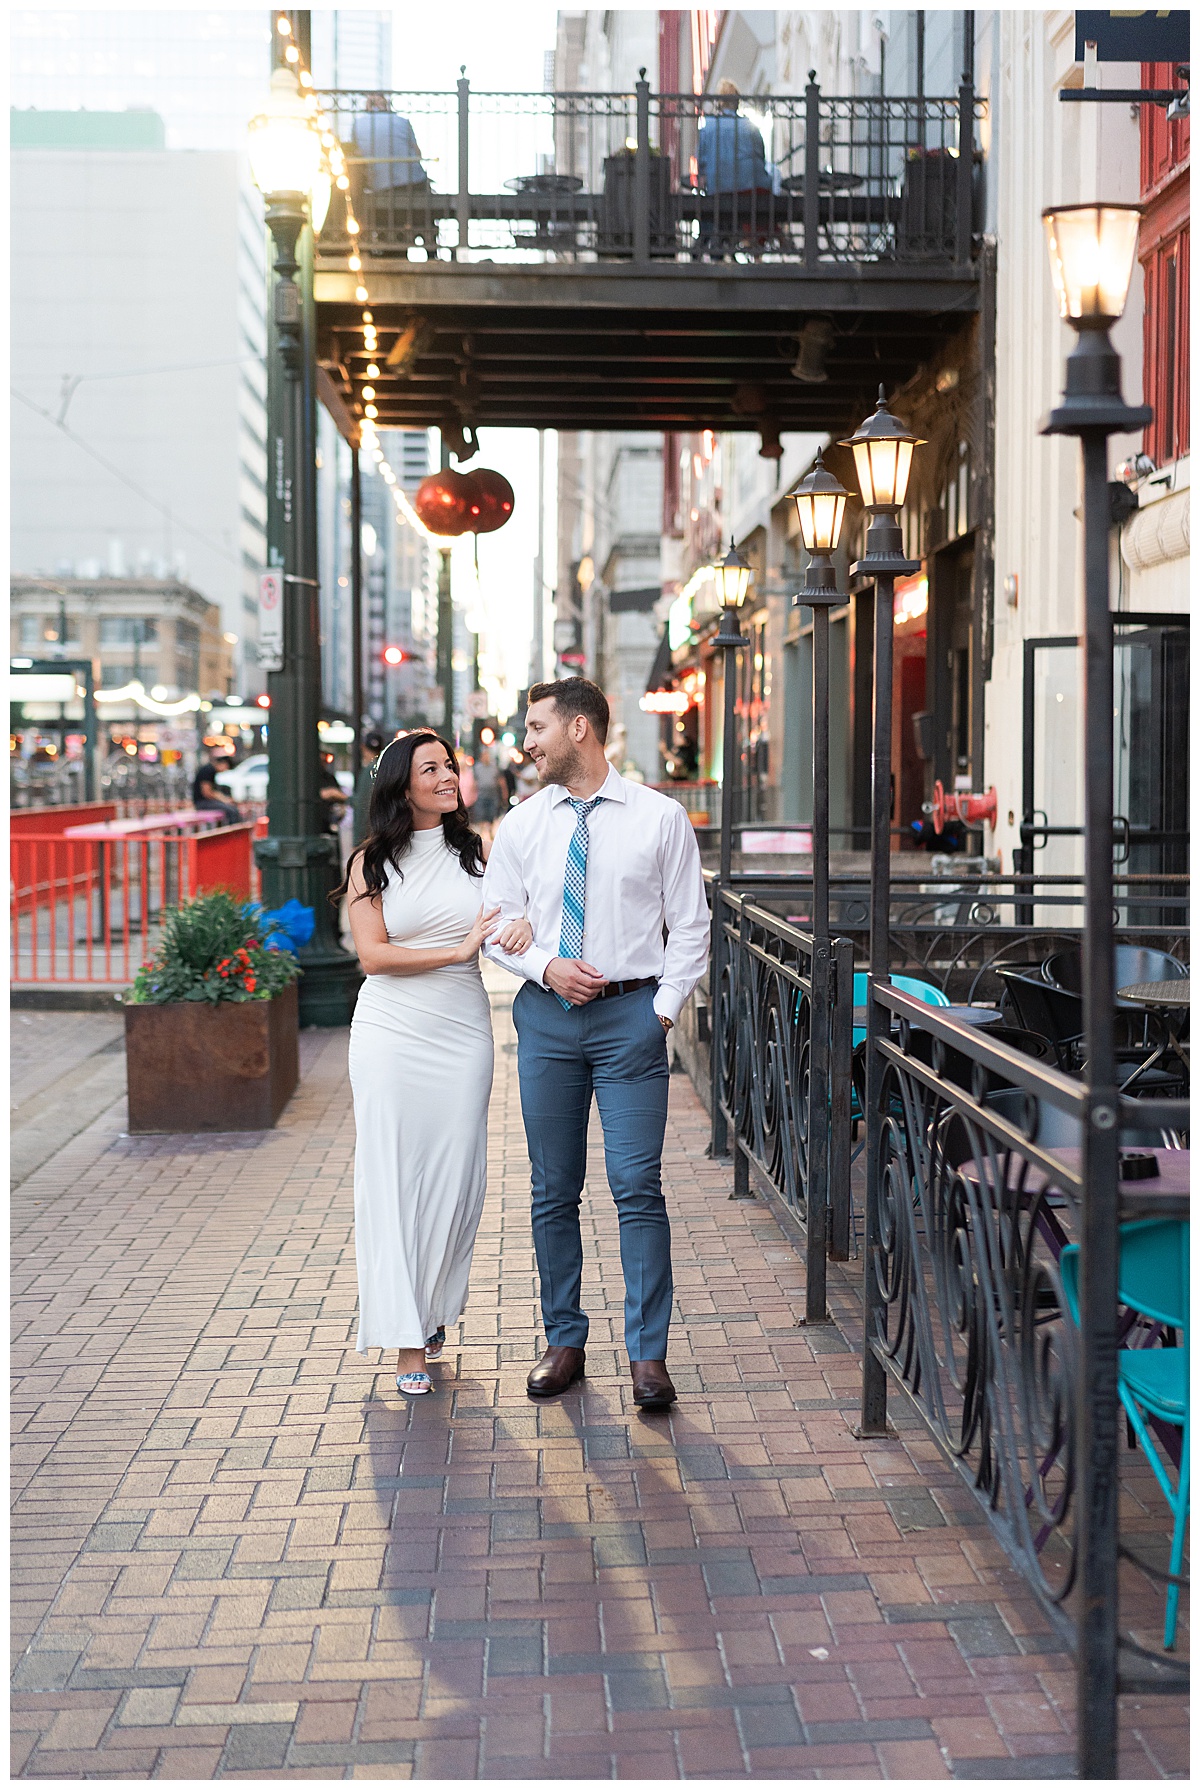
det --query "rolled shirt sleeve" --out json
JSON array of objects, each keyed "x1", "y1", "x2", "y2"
[
  {"x1": 652, "y1": 804, "x2": 712, "y2": 1024},
  {"x1": 481, "y1": 820, "x2": 552, "y2": 987}
]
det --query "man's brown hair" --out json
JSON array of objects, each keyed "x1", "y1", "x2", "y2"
[{"x1": 527, "y1": 677, "x2": 610, "y2": 746}]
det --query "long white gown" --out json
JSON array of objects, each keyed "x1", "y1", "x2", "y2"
[{"x1": 348, "y1": 827, "x2": 494, "y2": 1351}]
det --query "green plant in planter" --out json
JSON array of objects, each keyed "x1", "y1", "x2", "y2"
[{"x1": 126, "y1": 889, "x2": 302, "y2": 1006}]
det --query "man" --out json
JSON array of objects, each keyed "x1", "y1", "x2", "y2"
[
  {"x1": 695, "y1": 79, "x2": 771, "y2": 257},
  {"x1": 482, "y1": 678, "x2": 710, "y2": 1410},
  {"x1": 351, "y1": 92, "x2": 431, "y2": 248},
  {"x1": 192, "y1": 755, "x2": 239, "y2": 825}
]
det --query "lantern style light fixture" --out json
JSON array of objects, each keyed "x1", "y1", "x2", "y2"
[
  {"x1": 839, "y1": 384, "x2": 924, "y2": 514},
  {"x1": 1041, "y1": 202, "x2": 1151, "y2": 436},
  {"x1": 713, "y1": 537, "x2": 752, "y2": 643},
  {"x1": 1042, "y1": 203, "x2": 1141, "y2": 324},
  {"x1": 789, "y1": 451, "x2": 848, "y2": 599},
  {"x1": 248, "y1": 66, "x2": 323, "y2": 201}
]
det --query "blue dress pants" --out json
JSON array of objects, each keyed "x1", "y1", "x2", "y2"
[{"x1": 512, "y1": 981, "x2": 672, "y2": 1360}]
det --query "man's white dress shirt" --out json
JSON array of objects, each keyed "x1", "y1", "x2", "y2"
[{"x1": 481, "y1": 768, "x2": 711, "y2": 1024}]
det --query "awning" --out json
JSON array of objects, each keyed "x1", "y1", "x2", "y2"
[{"x1": 645, "y1": 624, "x2": 673, "y2": 694}]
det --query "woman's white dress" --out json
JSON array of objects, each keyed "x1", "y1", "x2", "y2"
[{"x1": 348, "y1": 828, "x2": 493, "y2": 1351}]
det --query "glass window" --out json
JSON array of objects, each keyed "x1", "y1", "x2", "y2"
[{"x1": 100, "y1": 617, "x2": 158, "y2": 646}]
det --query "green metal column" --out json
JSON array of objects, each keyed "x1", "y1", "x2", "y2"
[
  {"x1": 255, "y1": 7, "x2": 360, "y2": 1026},
  {"x1": 436, "y1": 548, "x2": 454, "y2": 737}
]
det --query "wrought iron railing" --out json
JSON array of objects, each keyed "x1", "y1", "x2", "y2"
[
  {"x1": 683, "y1": 868, "x2": 1189, "y2": 1691},
  {"x1": 314, "y1": 74, "x2": 985, "y2": 267},
  {"x1": 710, "y1": 890, "x2": 854, "y2": 1316},
  {"x1": 863, "y1": 981, "x2": 1189, "y2": 1686}
]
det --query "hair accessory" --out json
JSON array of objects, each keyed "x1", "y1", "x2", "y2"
[{"x1": 369, "y1": 736, "x2": 401, "y2": 781}]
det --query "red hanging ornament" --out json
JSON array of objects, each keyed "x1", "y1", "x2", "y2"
[
  {"x1": 467, "y1": 468, "x2": 516, "y2": 534},
  {"x1": 413, "y1": 469, "x2": 477, "y2": 536}
]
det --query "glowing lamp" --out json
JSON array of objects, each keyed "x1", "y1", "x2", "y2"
[
  {"x1": 789, "y1": 452, "x2": 848, "y2": 555},
  {"x1": 640, "y1": 690, "x2": 691, "y2": 715},
  {"x1": 248, "y1": 67, "x2": 322, "y2": 200},
  {"x1": 382, "y1": 645, "x2": 407, "y2": 667},
  {"x1": 1042, "y1": 204, "x2": 1141, "y2": 323},
  {"x1": 714, "y1": 538, "x2": 752, "y2": 612},
  {"x1": 839, "y1": 386, "x2": 924, "y2": 512}
]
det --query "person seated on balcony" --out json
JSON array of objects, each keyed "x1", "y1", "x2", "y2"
[
  {"x1": 696, "y1": 80, "x2": 771, "y2": 256},
  {"x1": 351, "y1": 92, "x2": 432, "y2": 248}
]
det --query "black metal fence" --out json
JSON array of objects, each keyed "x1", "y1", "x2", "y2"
[
  {"x1": 709, "y1": 889, "x2": 854, "y2": 1319},
  {"x1": 315, "y1": 74, "x2": 984, "y2": 266},
  {"x1": 681, "y1": 866, "x2": 1189, "y2": 1710}
]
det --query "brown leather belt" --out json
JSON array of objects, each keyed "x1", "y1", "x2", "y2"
[{"x1": 594, "y1": 976, "x2": 658, "y2": 1001}]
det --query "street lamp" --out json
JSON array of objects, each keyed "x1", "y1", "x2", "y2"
[
  {"x1": 838, "y1": 386, "x2": 923, "y2": 1439},
  {"x1": 1040, "y1": 200, "x2": 1150, "y2": 1778},
  {"x1": 708, "y1": 537, "x2": 753, "y2": 1166},
  {"x1": 713, "y1": 538, "x2": 752, "y2": 879},
  {"x1": 249, "y1": 62, "x2": 360, "y2": 1026},
  {"x1": 788, "y1": 451, "x2": 851, "y2": 1310}
]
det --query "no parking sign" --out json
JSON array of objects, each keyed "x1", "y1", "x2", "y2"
[{"x1": 259, "y1": 571, "x2": 283, "y2": 671}]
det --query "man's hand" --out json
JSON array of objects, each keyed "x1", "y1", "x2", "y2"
[{"x1": 543, "y1": 958, "x2": 608, "y2": 1006}]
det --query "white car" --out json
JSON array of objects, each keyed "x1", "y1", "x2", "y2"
[
  {"x1": 215, "y1": 756, "x2": 354, "y2": 804},
  {"x1": 215, "y1": 754, "x2": 268, "y2": 803}
]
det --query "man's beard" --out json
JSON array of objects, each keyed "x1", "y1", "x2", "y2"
[{"x1": 538, "y1": 741, "x2": 586, "y2": 787}]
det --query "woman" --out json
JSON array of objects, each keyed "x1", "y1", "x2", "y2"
[{"x1": 342, "y1": 731, "x2": 530, "y2": 1396}]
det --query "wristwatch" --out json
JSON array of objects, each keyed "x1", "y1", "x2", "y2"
[{"x1": 659, "y1": 1015, "x2": 674, "y2": 1033}]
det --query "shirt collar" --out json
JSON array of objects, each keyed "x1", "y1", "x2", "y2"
[{"x1": 549, "y1": 765, "x2": 626, "y2": 806}]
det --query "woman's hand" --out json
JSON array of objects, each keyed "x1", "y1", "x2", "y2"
[
  {"x1": 496, "y1": 916, "x2": 534, "y2": 956},
  {"x1": 455, "y1": 905, "x2": 502, "y2": 963}
]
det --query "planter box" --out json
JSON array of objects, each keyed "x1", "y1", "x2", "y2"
[{"x1": 124, "y1": 980, "x2": 299, "y2": 1134}]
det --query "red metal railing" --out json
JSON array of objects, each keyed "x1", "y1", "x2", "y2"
[{"x1": 10, "y1": 824, "x2": 255, "y2": 986}]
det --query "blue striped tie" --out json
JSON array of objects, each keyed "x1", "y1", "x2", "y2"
[{"x1": 555, "y1": 796, "x2": 604, "y2": 1008}]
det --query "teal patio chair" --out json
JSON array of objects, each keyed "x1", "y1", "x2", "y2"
[
  {"x1": 1059, "y1": 1220, "x2": 1189, "y2": 1649},
  {"x1": 848, "y1": 974, "x2": 952, "y2": 1241},
  {"x1": 851, "y1": 971, "x2": 949, "y2": 1050}
]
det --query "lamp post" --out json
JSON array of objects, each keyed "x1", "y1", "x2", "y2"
[
  {"x1": 709, "y1": 538, "x2": 752, "y2": 1162},
  {"x1": 1041, "y1": 202, "x2": 1149, "y2": 1781},
  {"x1": 839, "y1": 386, "x2": 924, "y2": 1439},
  {"x1": 249, "y1": 64, "x2": 360, "y2": 1025},
  {"x1": 713, "y1": 538, "x2": 752, "y2": 882},
  {"x1": 789, "y1": 454, "x2": 849, "y2": 1308}
]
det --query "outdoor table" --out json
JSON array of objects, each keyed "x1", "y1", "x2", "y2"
[
  {"x1": 852, "y1": 1002, "x2": 1002, "y2": 1030},
  {"x1": 959, "y1": 1146, "x2": 1190, "y2": 1249},
  {"x1": 505, "y1": 173, "x2": 584, "y2": 193},
  {"x1": 779, "y1": 169, "x2": 865, "y2": 193},
  {"x1": 63, "y1": 809, "x2": 223, "y2": 840},
  {"x1": 1116, "y1": 977, "x2": 1189, "y2": 1084}
]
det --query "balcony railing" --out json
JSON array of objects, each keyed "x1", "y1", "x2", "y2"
[{"x1": 315, "y1": 75, "x2": 985, "y2": 268}]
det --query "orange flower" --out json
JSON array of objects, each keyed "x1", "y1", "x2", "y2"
[{"x1": 244, "y1": 976, "x2": 257, "y2": 993}]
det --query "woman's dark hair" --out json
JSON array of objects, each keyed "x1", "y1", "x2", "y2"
[{"x1": 334, "y1": 730, "x2": 483, "y2": 905}]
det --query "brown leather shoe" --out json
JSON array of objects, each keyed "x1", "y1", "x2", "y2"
[
  {"x1": 526, "y1": 1346, "x2": 586, "y2": 1398},
  {"x1": 630, "y1": 1360, "x2": 676, "y2": 1410}
]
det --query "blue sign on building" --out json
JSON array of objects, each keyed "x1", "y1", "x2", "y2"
[{"x1": 1074, "y1": 11, "x2": 1190, "y2": 63}]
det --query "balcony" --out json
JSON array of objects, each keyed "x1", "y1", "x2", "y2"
[{"x1": 313, "y1": 77, "x2": 986, "y2": 436}]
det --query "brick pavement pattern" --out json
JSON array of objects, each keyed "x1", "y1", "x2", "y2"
[{"x1": 11, "y1": 976, "x2": 1188, "y2": 1778}]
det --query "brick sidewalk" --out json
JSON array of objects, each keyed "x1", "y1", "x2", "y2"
[{"x1": 10, "y1": 975, "x2": 1187, "y2": 1779}]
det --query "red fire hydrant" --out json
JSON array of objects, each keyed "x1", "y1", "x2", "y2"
[{"x1": 931, "y1": 780, "x2": 998, "y2": 834}]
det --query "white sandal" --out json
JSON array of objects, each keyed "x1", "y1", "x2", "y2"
[
  {"x1": 425, "y1": 1326, "x2": 446, "y2": 1362},
  {"x1": 396, "y1": 1370, "x2": 432, "y2": 1396}
]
